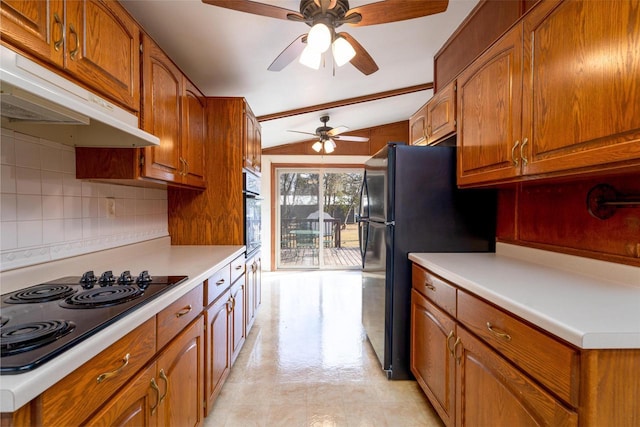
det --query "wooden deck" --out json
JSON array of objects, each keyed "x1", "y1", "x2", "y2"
[{"x1": 279, "y1": 247, "x2": 361, "y2": 269}]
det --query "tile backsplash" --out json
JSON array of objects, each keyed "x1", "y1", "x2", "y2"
[{"x1": 0, "y1": 129, "x2": 168, "y2": 271}]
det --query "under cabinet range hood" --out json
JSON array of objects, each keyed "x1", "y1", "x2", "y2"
[{"x1": 0, "y1": 46, "x2": 159, "y2": 147}]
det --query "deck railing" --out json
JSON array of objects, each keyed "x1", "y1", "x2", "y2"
[{"x1": 281, "y1": 218, "x2": 342, "y2": 248}]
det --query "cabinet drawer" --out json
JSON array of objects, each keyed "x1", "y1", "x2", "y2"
[
  {"x1": 41, "y1": 318, "x2": 156, "y2": 427},
  {"x1": 230, "y1": 255, "x2": 245, "y2": 284},
  {"x1": 412, "y1": 264, "x2": 457, "y2": 317},
  {"x1": 457, "y1": 290, "x2": 579, "y2": 406},
  {"x1": 205, "y1": 264, "x2": 231, "y2": 306},
  {"x1": 157, "y1": 285, "x2": 204, "y2": 349}
]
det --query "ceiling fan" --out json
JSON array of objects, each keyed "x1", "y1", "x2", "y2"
[
  {"x1": 201, "y1": 0, "x2": 449, "y2": 75},
  {"x1": 288, "y1": 115, "x2": 369, "y2": 153}
]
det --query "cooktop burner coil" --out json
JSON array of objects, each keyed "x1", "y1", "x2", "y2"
[
  {"x1": 0, "y1": 320, "x2": 76, "y2": 356},
  {"x1": 4, "y1": 285, "x2": 76, "y2": 304},
  {"x1": 60, "y1": 285, "x2": 144, "y2": 308}
]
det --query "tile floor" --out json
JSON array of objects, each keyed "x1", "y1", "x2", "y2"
[{"x1": 205, "y1": 270, "x2": 444, "y2": 427}]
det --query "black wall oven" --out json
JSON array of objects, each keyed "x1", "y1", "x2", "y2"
[{"x1": 243, "y1": 170, "x2": 262, "y2": 257}]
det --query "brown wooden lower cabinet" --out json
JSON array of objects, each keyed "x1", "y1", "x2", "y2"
[
  {"x1": 88, "y1": 315, "x2": 204, "y2": 427},
  {"x1": 455, "y1": 327, "x2": 577, "y2": 427},
  {"x1": 154, "y1": 316, "x2": 204, "y2": 427},
  {"x1": 2, "y1": 256, "x2": 260, "y2": 427},
  {"x1": 245, "y1": 251, "x2": 261, "y2": 334},
  {"x1": 204, "y1": 289, "x2": 231, "y2": 415},
  {"x1": 411, "y1": 289, "x2": 456, "y2": 426},
  {"x1": 229, "y1": 278, "x2": 245, "y2": 365},
  {"x1": 411, "y1": 262, "x2": 640, "y2": 427},
  {"x1": 86, "y1": 362, "x2": 158, "y2": 426}
]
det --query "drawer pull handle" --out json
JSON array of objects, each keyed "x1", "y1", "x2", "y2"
[
  {"x1": 520, "y1": 138, "x2": 529, "y2": 165},
  {"x1": 487, "y1": 322, "x2": 512, "y2": 342},
  {"x1": 150, "y1": 377, "x2": 161, "y2": 415},
  {"x1": 511, "y1": 140, "x2": 520, "y2": 167},
  {"x1": 158, "y1": 369, "x2": 169, "y2": 407},
  {"x1": 97, "y1": 353, "x2": 130, "y2": 383},
  {"x1": 446, "y1": 330, "x2": 455, "y2": 357},
  {"x1": 175, "y1": 305, "x2": 192, "y2": 318},
  {"x1": 53, "y1": 13, "x2": 63, "y2": 51},
  {"x1": 453, "y1": 337, "x2": 462, "y2": 365},
  {"x1": 235, "y1": 265, "x2": 243, "y2": 270},
  {"x1": 425, "y1": 282, "x2": 436, "y2": 292},
  {"x1": 69, "y1": 23, "x2": 79, "y2": 60},
  {"x1": 216, "y1": 278, "x2": 226, "y2": 286}
]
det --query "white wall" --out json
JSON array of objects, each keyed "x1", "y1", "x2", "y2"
[
  {"x1": 0, "y1": 129, "x2": 168, "y2": 271},
  {"x1": 260, "y1": 154, "x2": 369, "y2": 270}
]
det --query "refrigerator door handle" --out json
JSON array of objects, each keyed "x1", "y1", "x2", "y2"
[
  {"x1": 358, "y1": 220, "x2": 369, "y2": 267},
  {"x1": 355, "y1": 214, "x2": 369, "y2": 222}
]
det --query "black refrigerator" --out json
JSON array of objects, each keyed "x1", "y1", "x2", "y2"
[{"x1": 358, "y1": 143, "x2": 496, "y2": 379}]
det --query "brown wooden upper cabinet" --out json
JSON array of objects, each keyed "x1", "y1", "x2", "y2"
[
  {"x1": 0, "y1": 0, "x2": 140, "y2": 112},
  {"x1": 141, "y1": 35, "x2": 205, "y2": 189},
  {"x1": 410, "y1": 81, "x2": 456, "y2": 146},
  {"x1": 457, "y1": 0, "x2": 640, "y2": 187},
  {"x1": 243, "y1": 104, "x2": 262, "y2": 174},
  {"x1": 76, "y1": 35, "x2": 206, "y2": 189}
]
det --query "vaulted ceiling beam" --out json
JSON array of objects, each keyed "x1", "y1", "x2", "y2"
[{"x1": 256, "y1": 82, "x2": 433, "y2": 122}]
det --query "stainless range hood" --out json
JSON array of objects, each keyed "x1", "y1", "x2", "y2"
[{"x1": 0, "y1": 45, "x2": 159, "y2": 147}]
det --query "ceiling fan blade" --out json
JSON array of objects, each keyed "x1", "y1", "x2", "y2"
[
  {"x1": 346, "y1": 0, "x2": 449, "y2": 27},
  {"x1": 201, "y1": 0, "x2": 303, "y2": 21},
  {"x1": 333, "y1": 135, "x2": 370, "y2": 142},
  {"x1": 327, "y1": 126, "x2": 349, "y2": 136},
  {"x1": 287, "y1": 130, "x2": 319, "y2": 137},
  {"x1": 268, "y1": 35, "x2": 307, "y2": 71},
  {"x1": 338, "y1": 33, "x2": 379, "y2": 75}
]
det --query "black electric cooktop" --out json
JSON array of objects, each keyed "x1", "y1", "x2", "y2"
[{"x1": 0, "y1": 271, "x2": 187, "y2": 374}]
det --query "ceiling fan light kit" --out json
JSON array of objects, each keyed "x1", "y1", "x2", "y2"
[
  {"x1": 203, "y1": 0, "x2": 449, "y2": 76},
  {"x1": 312, "y1": 140, "x2": 324, "y2": 152},
  {"x1": 299, "y1": 46, "x2": 322, "y2": 69},
  {"x1": 332, "y1": 36, "x2": 356, "y2": 66},
  {"x1": 307, "y1": 22, "x2": 332, "y2": 52}
]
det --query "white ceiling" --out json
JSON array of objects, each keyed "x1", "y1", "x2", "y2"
[{"x1": 120, "y1": 0, "x2": 480, "y2": 149}]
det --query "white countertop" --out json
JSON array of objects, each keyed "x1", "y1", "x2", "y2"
[
  {"x1": 409, "y1": 244, "x2": 640, "y2": 351},
  {"x1": 0, "y1": 237, "x2": 245, "y2": 412}
]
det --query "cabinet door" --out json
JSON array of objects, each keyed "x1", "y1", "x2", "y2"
[
  {"x1": 205, "y1": 290, "x2": 231, "y2": 415},
  {"x1": 0, "y1": 0, "x2": 64, "y2": 65},
  {"x1": 245, "y1": 257, "x2": 256, "y2": 334},
  {"x1": 229, "y1": 279, "x2": 245, "y2": 364},
  {"x1": 253, "y1": 122, "x2": 262, "y2": 173},
  {"x1": 64, "y1": 0, "x2": 140, "y2": 111},
  {"x1": 244, "y1": 108, "x2": 255, "y2": 171},
  {"x1": 142, "y1": 36, "x2": 182, "y2": 184},
  {"x1": 455, "y1": 327, "x2": 578, "y2": 427},
  {"x1": 409, "y1": 102, "x2": 428, "y2": 146},
  {"x1": 521, "y1": 0, "x2": 640, "y2": 176},
  {"x1": 253, "y1": 255, "x2": 262, "y2": 310},
  {"x1": 428, "y1": 81, "x2": 456, "y2": 144},
  {"x1": 85, "y1": 363, "x2": 158, "y2": 427},
  {"x1": 411, "y1": 290, "x2": 456, "y2": 427},
  {"x1": 156, "y1": 316, "x2": 204, "y2": 427},
  {"x1": 457, "y1": 25, "x2": 524, "y2": 186},
  {"x1": 182, "y1": 79, "x2": 206, "y2": 188}
]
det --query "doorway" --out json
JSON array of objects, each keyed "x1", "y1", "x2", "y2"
[{"x1": 276, "y1": 167, "x2": 363, "y2": 270}]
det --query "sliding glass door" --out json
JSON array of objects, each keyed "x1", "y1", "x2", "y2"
[{"x1": 277, "y1": 168, "x2": 363, "y2": 270}]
